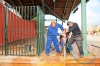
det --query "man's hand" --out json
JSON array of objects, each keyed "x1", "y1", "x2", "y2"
[
  {"x1": 60, "y1": 35, "x2": 63, "y2": 39},
  {"x1": 79, "y1": 34, "x2": 84, "y2": 40},
  {"x1": 60, "y1": 32, "x2": 63, "y2": 35},
  {"x1": 66, "y1": 32, "x2": 70, "y2": 38},
  {"x1": 66, "y1": 32, "x2": 70, "y2": 35}
]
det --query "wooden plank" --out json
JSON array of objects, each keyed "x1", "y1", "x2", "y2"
[
  {"x1": 0, "y1": 63, "x2": 100, "y2": 66},
  {"x1": 83, "y1": 64, "x2": 95, "y2": 66},
  {"x1": 95, "y1": 64, "x2": 100, "y2": 66}
]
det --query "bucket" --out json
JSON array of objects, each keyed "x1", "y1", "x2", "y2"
[{"x1": 25, "y1": 45, "x2": 31, "y2": 52}]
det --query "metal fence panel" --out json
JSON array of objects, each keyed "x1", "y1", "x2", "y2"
[
  {"x1": 0, "y1": 5, "x2": 6, "y2": 55},
  {"x1": 7, "y1": 6, "x2": 37, "y2": 56},
  {"x1": 0, "y1": 3, "x2": 45, "y2": 56},
  {"x1": 36, "y1": 6, "x2": 45, "y2": 56}
]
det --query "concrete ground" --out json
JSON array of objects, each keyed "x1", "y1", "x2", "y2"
[
  {"x1": 87, "y1": 35, "x2": 100, "y2": 57},
  {"x1": 0, "y1": 35, "x2": 100, "y2": 66},
  {"x1": 87, "y1": 35, "x2": 100, "y2": 42},
  {"x1": 45, "y1": 35, "x2": 100, "y2": 58}
]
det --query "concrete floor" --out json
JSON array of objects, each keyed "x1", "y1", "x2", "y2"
[
  {"x1": 0, "y1": 35, "x2": 100, "y2": 66},
  {"x1": 0, "y1": 39, "x2": 100, "y2": 62}
]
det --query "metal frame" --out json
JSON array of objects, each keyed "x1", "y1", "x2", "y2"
[
  {"x1": 53, "y1": 0, "x2": 56, "y2": 11},
  {"x1": 45, "y1": 7, "x2": 73, "y2": 9},
  {"x1": 0, "y1": 6, "x2": 45, "y2": 56},
  {"x1": 41, "y1": 0, "x2": 45, "y2": 12},
  {"x1": 4, "y1": 0, "x2": 81, "y2": 20},
  {"x1": 81, "y1": 0, "x2": 89, "y2": 56},
  {"x1": 36, "y1": 6, "x2": 45, "y2": 56},
  {"x1": 5, "y1": 7, "x2": 8, "y2": 55},
  {"x1": 9, "y1": 0, "x2": 16, "y2": 6},
  {"x1": 44, "y1": 3, "x2": 62, "y2": 21},
  {"x1": 31, "y1": 0, "x2": 34, "y2": 6},
  {"x1": 32, "y1": 2, "x2": 79, "y2": 4},
  {"x1": 18, "y1": 0, "x2": 23, "y2": 6},
  {"x1": 62, "y1": 0, "x2": 68, "y2": 20},
  {"x1": 67, "y1": 0, "x2": 76, "y2": 19}
]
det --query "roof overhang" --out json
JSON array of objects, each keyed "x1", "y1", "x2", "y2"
[{"x1": 5, "y1": 0, "x2": 80, "y2": 20}]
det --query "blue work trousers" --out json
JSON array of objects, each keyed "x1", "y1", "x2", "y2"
[{"x1": 46, "y1": 35, "x2": 60, "y2": 54}]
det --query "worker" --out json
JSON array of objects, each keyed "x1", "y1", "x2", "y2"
[
  {"x1": 66, "y1": 21, "x2": 84, "y2": 58},
  {"x1": 46, "y1": 21, "x2": 64, "y2": 56},
  {"x1": 59, "y1": 29, "x2": 73, "y2": 51},
  {"x1": 59, "y1": 28, "x2": 73, "y2": 55}
]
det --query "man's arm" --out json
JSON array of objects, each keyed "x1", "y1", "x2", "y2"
[
  {"x1": 68, "y1": 23, "x2": 78, "y2": 32},
  {"x1": 57, "y1": 23, "x2": 64, "y2": 31}
]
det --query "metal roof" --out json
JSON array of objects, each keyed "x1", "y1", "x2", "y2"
[{"x1": 5, "y1": 0, "x2": 80, "y2": 20}]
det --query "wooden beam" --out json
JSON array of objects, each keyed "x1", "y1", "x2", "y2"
[
  {"x1": 41, "y1": 0, "x2": 45, "y2": 12},
  {"x1": 9, "y1": 0, "x2": 16, "y2": 6},
  {"x1": 67, "y1": 0, "x2": 77, "y2": 20},
  {"x1": 18, "y1": 0, "x2": 23, "y2": 6},
  {"x1": 44, "y1": 3, "x2": 62, "y2": 21},
  {"x1": 31, "y1": 0, "x2": 34, "y2": 6},
  {"x1": 62, "y1": 0, "x2": 68, "y2": 20}
]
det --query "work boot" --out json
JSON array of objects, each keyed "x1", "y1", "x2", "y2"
[
  {"x1": 80, "y1": 55, "x2": 84, "y2": 58},
  {"x1": 46, "y1": 54, "x2": 49, "y2": 56},
  {"x1": 57, "y1": 51, "x2": 62, "y2": 54}
]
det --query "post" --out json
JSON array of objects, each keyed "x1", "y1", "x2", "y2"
[
  {"x1": 62, "y1": 22, "x2": 63, "y2": 25},
  {"x1": 5, "y1": 7, "x2": 8, "y2": 55},
  {"x1": 81, "y1": 0, "x2": 88, "y2": 56},
  {"x1": 56, "y1": 17, "x2": 57, "y2": 23}
]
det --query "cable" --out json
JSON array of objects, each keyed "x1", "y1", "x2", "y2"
[{"x1": 66, "y1": 44, "x2": 96, "y2": 64}]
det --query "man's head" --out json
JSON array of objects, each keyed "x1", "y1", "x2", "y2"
[
  {"x1": 67, "y1": 21, "x2": 73, "y2": 27},
  {"x1": 51, "y1": 21, "x2": 56, "y2": 28}
]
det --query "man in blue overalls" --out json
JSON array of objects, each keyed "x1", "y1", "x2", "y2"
[
  {"x1": 66, "y1": 21, "x2": 84, "y2": 58},
  {"x1": 46, "y1": 21, "x2": 64, "y2": 56}
]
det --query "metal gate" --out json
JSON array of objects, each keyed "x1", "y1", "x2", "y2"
[
  {"x1": 37, "y1": 6, "x2": 45, "y2": 56},
  {"x1": 0, "y1": 3, "x2": 45, "y2": 56}
]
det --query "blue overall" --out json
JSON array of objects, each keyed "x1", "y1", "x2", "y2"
[{"x1": 46, "y1": 23, "x2": 64, "y2": 54}]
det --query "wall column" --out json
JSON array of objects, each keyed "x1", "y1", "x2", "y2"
[{"x1": 81, "y1": 0, "x2": 89, "y2": 56}]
